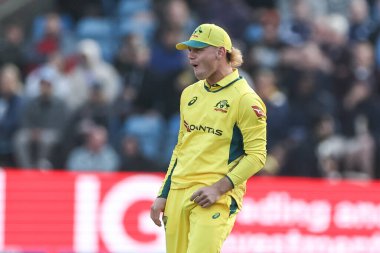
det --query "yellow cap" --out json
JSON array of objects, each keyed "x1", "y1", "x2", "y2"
[{"x1": 176, "y1": 24, "x2": 232, "y2": 52}]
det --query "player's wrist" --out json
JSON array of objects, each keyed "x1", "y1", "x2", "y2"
[{"x1": 213, "y1": 177, "x2": 234, "y2": 195}]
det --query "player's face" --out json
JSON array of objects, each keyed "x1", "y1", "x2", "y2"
[{"x1": 187, "y1": 46, "x2": 219, "y2": 81}]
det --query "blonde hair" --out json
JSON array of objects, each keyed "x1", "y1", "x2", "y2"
[{"x1": 228, "y1": 47, "x2": 243, "y2": 68}]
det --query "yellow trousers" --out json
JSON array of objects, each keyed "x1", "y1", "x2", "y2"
[{"x1": 164, "y1": 184, "x2": 238, "y2": 253}]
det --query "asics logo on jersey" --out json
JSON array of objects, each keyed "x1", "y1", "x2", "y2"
[
  {"x1": 212, "y1": 212, "x2": 221, "y2": 219},
  {"x1": 184, "y1": 120, "x2": 223, "y2": 136},
  {"x1": 188, "y1": 96, "x2": 198, "y2": 106},
  {"x1": 214, "y1": 100, "x2": 230, "y2": 113}
]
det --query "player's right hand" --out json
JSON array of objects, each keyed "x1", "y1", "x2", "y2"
[{"x1": 150, "y1": 197, "x2": 167, "y2": 227}]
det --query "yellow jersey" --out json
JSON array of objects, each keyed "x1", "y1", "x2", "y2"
[{"x1": 159, "y1": 69, "x2": 267, "y2": 209}]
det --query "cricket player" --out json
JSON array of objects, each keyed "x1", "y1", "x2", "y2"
[{"x1": 150, "y1": 23, "x2": 267, "y2": 253}]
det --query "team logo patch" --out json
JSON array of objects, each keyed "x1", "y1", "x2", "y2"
[
  {"x1": 251, "y1": 105, "x2": 265, "y2": 118},
  {"x1": 214, "y1": 100, "x2": 230, "y2": 113},
  {"x1": 212, "y1": 212, "x2": 221, "y2": 219},
  {"x1": 194, "y1": 26, "x2": 203, "y2": 34},
  {"x1": 188, "y1": 96, "x2": 198, "y2": 106},
  {"x1": 191, "y1": 26, "x2": 203, "y2": 38}
]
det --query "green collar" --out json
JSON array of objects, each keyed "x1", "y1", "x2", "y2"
[
  {"x1": 204, "y1": 69, "x2": 242, "y2": 92},
  {"x1": 204, "y1": 76, "x2": 242, "y2": 93},
  {"x1": 205, "y1": 69, "x2": 240, "y2": 87}
]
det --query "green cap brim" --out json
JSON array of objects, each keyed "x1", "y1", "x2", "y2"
[{"x1": 176, "y1": 40, "x2": 210, "y2": 50}]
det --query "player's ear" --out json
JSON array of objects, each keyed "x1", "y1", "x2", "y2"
[{"x1": 216, "y1": 47, "x2": 226, "y2": 59}]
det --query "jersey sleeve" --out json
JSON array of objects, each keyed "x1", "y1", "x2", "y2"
[
  {"x1": 157, "y1": 89, "x2": 187, "y2": 198},
  {"x1": 226, "y1": 92, "x2": 267, "y2": 187}
]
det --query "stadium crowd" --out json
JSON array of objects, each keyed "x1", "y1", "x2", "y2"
[{"x1": 0, "y1": 0, "x2": 380, "y2": 179}]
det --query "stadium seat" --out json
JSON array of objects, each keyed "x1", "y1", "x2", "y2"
[
  {"x1": 76, "y1": 17, "x2": 114, "y2": 39},
  {"x1": 32, "y1": 14, "x2": 73, "y2": 42},
  {"x1": 117, "y1": 0, "x2": 151, "y2": 18},
  {"x1": 76, "y1": 17, "x2": 118, "y2": 61},
  {"x1": 117, "y1": 15, "x2": 155, "y2": 42},
  {"x1": 123, "y1": 114, "x2": 165, "y2": 162}
]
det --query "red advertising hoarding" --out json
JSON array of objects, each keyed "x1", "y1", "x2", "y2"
[{"x1": 0, "y1": 169, "x2": 379, "y2": 253}]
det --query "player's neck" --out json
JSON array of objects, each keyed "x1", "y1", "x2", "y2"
[{"x1": 206, "y1": 65, "x2": 233, "y2": 85}]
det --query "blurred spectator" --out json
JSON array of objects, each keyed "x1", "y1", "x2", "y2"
[
  {"x1": 279, "y1": 137, "x2": 322, "y2": 177},
  {"x1": 280, "y1": 42, "x2": 336, "y2": 144},
  {"x1": 0, "y1": 23, "x2": 27, "y2": 76},
  {"x1": 66, "y1": 125, "x2": 119, "y2": 172},
  {"x1": 253, "y1": 68, "x2": 290, "y2": 150},
  {"x1": 313, "y1": 14, "x2": 352, "y2": 98},
  {"x1": 340, "y1": 41, "x2": 377, "y2": 137},
  {"x1": 150, "y1": 26, "x2": 186, "y2": 75},
  {"x1": 340, "y1": 80, "x2": 377, "y2": 178},
  {"x1": 351, "y1": 41, "x2": 377, "y2": 86},
  {"x1": 23, "y1": 52, "x2": 70, "y2": 102},
  {"x1": 348, "y1": 0, "x2": 375, "y2": 42},
  {"x1": 0, "y1": 64, "x2": 23, "y2": 166},
  {"x1": 113, "y1": 33, "x2": 157, "y2": 112},
  {"x1": 314, "y1": 114, "x2": 346, "y2": 178},
  {"x1": 58, "y1": 83, "x2": 111, "y2": 167},
  {"x1": 27, "y1": 12, "x2": 76, "y2": 66},
  {"x1": 286, "y1": 70, "x2": 336, "y2": 143},
  {"x1": 67, "y1": 39, "x2": 121, "y2": 110},
  {"x1": 149, "y1": 26, "x2": 188, "y2": 118},
  {"x1": 113, "y1": 33, "x2": 151, "y2": 81},
  {"x1": 156, "y1": 0, "x2": 194, "y2": 33},
  {"x1": 253, "y1": 68, "x2": 290, "y2": 176},
  {"x1": 119, "y1": 135, "x2": 161, "y2": 172},
  {"x1": 342, "y1": 115, "x2": 376, "y2": 179},
  {"x1": 70, "y1": 82, "x2": 111, "y2": 129},
  {"x1": 279, "y1": 0, "x2": 314, "y2": 45},
  {"x1": 279, "y1": 117, "x2": 325, "y2": 178},
  {"x1": 247, "y1": 9, "x2": 286, "y2": 71},
  {"x1": 281, "y1": 42, "x2": 333, "y2": 81},
  {"x1": 280, "y1": 112, "x2": 346, "y2": 178},
  {"x1": 188, "y1": 0, "x2": 251, "y2": 39},
  {"x1": 13, "y1": 71, "x2": 68, "y2": 169}
]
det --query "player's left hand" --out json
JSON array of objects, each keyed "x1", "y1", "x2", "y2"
[
  {"x1": 190, "y1": 186, "x2": 221, "y2": 208},
  {"x1": 150, "y1": 197, "x2": 167, "y2": 227}
]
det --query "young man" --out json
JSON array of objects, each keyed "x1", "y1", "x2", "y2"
[{"x1": 150, "y1": 23, "x2": 267, "y2": 253}]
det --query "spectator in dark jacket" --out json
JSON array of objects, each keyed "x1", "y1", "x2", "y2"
[
  {"x1": 13, "y1": 69, "x2": 68, "y2": 169},
  {"x1": 0, "y1": 64, "x2": 24, "y2": 166}
]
